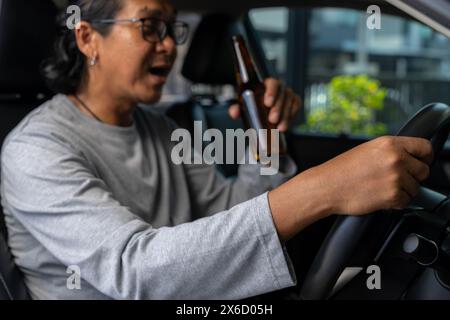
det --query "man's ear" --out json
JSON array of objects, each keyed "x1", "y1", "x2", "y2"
[{"x1": 74, "y1": 21, "x2": 99, "y2": 60}]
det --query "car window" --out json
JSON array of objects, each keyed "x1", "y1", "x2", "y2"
[{"x1": 249, "y1": 7, "x2": 450, "y2": 137}]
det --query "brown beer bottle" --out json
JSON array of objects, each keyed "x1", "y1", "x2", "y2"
[{"x1": 231, "y1": 35, "x2": 286, "y2": 160}]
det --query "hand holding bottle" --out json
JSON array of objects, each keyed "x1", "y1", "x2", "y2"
[{"x1": 228, "y1": 77, "x2": 301, "y2": 133}]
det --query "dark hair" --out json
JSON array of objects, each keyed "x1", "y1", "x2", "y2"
[{"x1": 42, "y1": 0, "x2": 123, "y2": 94}]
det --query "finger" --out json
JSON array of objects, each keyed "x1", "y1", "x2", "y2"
[
  {"x1": 391, "y1": 190, "x2": 412, "y2": 210},
  {"x1": 399, "y1": 171, "x2": 421, "y2": 199},
  {"x1": 403, "y1": 154, "x2": 430, "y2": 182},
  {"x1": 228, "y1": 104, "x2": 241, "y2": 120},
  {"x1": 278, "y1": 89, "x2": 295, "y2": 132},
  {"x1": 290, "y1": 95, "x2": 302, "y2": 119},
  {"x1": 264, "y1": 78, "x2": 281, "y2": 107},
  {"x1": 290, "y1": 96, "x2": 302, "y2": 125},
  {"x1": 268, "y1": 84, "x2": 286, "y2": 125},
  {"x1": 398, "y1": 137, "x2": 434, "y2": 164}
]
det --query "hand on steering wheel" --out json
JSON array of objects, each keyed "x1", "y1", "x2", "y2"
[{"x1": 299, "y1": 103, "x2": 450, "y2": 300}]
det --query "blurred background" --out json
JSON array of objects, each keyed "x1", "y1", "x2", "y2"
[{"x1": 162, "y1": 6, "x2": 450, "y2": 138}]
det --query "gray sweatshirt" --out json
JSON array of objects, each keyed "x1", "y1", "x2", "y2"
[{"x1": 0, "y1": 94, "x2": 297, "y2": 300}]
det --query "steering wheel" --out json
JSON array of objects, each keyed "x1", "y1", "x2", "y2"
[{"x1": 300, "y1": 103, "x2": 450, "y2": 300}]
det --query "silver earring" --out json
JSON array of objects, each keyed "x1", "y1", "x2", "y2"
[{"x1": 89, "y1": 56, "x2": 97, "y2": 67}]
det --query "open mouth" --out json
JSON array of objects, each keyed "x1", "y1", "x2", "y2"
[{"x1": 148, "y1": 66, "x2": 171, "y2": 77}]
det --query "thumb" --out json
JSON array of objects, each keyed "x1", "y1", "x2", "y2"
[{"x1": 228, "y1": 104, "x2": 241, "y2": 120}]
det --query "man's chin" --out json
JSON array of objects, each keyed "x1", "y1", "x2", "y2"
[{"x1": 136, "y1": 89, "x2": 163, "y2": 105}]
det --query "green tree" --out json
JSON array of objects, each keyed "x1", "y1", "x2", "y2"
[{"x1": 302, "y1": 75, "x2": 388, "y2": 136}]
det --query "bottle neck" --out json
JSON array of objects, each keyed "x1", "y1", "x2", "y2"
[{"x1": 232, "y1": 37, "x2": 261, "y2": 85}]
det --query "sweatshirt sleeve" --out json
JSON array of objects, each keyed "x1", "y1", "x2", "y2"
[
  {"x1": 182, "y1": 148, "x2": 298, "y2": 218},
  {"x1": 1, "y1": 133, "x2": 296, "y2": 300}
]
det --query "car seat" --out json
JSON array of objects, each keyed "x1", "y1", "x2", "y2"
[{"x1": 0, "y1": 0, "x2": 57, "y2": 300}]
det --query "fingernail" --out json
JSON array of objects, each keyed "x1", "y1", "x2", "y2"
[
  {"x1": 278, "y1": 123, "x2": 287, "y2": 132},
  {"x1": 269, "y1": 112, "x2": 279, "y2": 123},
  {"x1": 265, "y1": 95, "x2": 275, "y2": 107}
]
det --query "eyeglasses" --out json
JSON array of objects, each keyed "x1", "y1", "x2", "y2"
[{"x1": 90, "y1": 17, "x2": 189, "y2": 45}]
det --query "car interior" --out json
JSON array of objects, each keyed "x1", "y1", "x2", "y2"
[{"x1": 1, "y1": 0, "x2": 450, "y2": 300}]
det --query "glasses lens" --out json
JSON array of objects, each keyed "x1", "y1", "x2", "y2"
[
  {"x1": 171, "y1": 22, "x2": 189, "y2": 45},
  {"x1": 141, "y1": 19, "x2": 189, "y2": 45},
  {"x1": 142, "y1": 19, "x2": 166, "y2": 43}
]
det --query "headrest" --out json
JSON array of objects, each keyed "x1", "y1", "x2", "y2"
[
  {"x1": 182, "y1": 14, "x2": 237, "y2": 86},
  {"x1": 0, "y1": 0, "x2": 58, "y2": 94}
]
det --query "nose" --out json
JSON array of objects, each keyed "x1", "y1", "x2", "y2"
[{"x1": 155, "y1": 35, "x2": 176, "y2": 56}]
